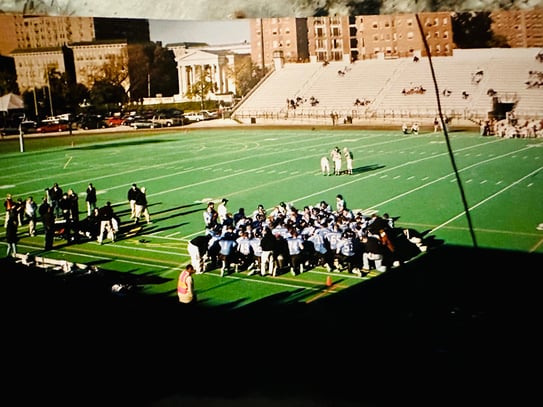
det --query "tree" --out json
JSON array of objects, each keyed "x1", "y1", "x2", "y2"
[
  {"x1": 127, "y1": 42, "x2": 179, "y2": 101},
  {"x1": 0, "y1": 69, "x2": 19, "y2": 95},
  {"x1": 47, "y1": 68, "x2": 89, "y2": 115},
  {"x1": 89, "y1": 80, "x2": 127, "y2": 112},
  {"x1": 185, "y1": 65, "x2": 214, "y2": 110},
  {"x1": 150, "y1": 46, "x2": 178, "y2": 97},
  {"x1": 452, "y1": 11, "x2": 494, "y2": 49},
  {"x1": 233, "y1": 61, "x2": 265, "y2": 98}
]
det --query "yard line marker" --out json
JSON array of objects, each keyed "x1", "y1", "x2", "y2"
[
  {"x1": 63, "y1": 156, "x2": 73, "y2": 169},
  {"x1": 430, "y1": 166, "x2": 543, "y2": 235}
]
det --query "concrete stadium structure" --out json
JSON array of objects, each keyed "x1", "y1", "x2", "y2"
[{"x1": 232, "y1": 47, "x2": 543, "y2": 127}]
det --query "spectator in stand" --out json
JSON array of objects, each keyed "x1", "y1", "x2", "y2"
[
  {"x1": 85, "y1": 182, "x2": 97, "y2": 217},
  {"x1": 177, "y1": 264, "x2": 197, "y2": 304}
]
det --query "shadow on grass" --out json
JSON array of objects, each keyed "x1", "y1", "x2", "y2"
[
  {"x1": 2, "y1": 245, "x2": 541, "y2": 406},
  {"x1": 71, "y1": 138, "x2": 174, "y2": 150}
]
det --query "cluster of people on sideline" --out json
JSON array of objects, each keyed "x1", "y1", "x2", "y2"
[
  {"x1": 3, "y1": 181, "x2": 152, "y2": 254},
  {"x1": 321, "y1": 146, "x2": 354, "y2": 176},
  {"x1": 187, "y1": 195, "x2": 429, "y2": 281},
  {"x1": 402, "y1": 122, "x2": 420, "y2": 135}
]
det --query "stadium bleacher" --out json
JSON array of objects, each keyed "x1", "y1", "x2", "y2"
[{"x1": 233, "y1": 48, "x2": 543, "y2": 125}]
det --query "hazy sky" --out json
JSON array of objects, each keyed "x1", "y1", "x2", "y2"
[{"x1": 149, "y1": 19, "x2": 251, "y2": 45}]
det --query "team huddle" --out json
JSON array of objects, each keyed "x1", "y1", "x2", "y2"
[{"x1": 186, "y1": 196, "x2": 430, "y2": 284}]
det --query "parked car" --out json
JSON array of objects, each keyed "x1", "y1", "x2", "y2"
[
  {"x1": 184, "y1": 112, "x2": 206, "y2": 122},
  {"x1": 131, "y1": 119, "x2": 161, "y2": 129},
  {"x1": 151, "y1": 114, "x2": 188, "y2": 127},
  {"x1": 199, "y1": 110, "x2": 219, "y2": 120},
  {"x1": 1, "y1": 120, "x2": 37, "y2": 136},
  {"x1": 78, "y1": 114, "x2": 107, "y2": 130},
  {"x1": 106, "y1": 115, "x2": 125, "y2": 127},
  {"x1": 36, "y1": 119, "x2": 70, "y2": 133}
]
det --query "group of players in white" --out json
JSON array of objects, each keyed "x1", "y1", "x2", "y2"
[{"x1": 321, "y1": 146, "x2": 353, "y2": 176}]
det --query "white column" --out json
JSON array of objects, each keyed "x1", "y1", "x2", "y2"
[{"x1": 177, "y1": 64, "x2": 185, "y2": 96}]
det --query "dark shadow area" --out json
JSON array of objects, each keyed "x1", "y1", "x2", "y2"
[
  {"x1": 1, "y1": 245, "x2": 541, "y2": 406},
  {"x1": 71, "y1": 138, "x2": 174, "y2": 150},
  {"x1": 352, "y1": 163, "x2": 385, "y2": 174}
]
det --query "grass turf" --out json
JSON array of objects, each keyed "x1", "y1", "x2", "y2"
[
  {"x1": 1, "y1": 127, "x2": 542, "y2": 308},
  {"x1": 1, "y1": 126, "x2": 542, "y2": 406}
]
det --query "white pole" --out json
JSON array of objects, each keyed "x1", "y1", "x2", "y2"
[{"x1": 18, "y1": 124, "x2": 24, "y2": 153}]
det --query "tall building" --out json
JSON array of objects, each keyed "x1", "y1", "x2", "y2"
[
  {"x1": 307, "y1": 16, "x2": 352, "y2": 63},
  {"x1": 251, "y1": 13, "x2": 454, "y2": 69},
  {"x1": 490, "y1": 8, "x2": 543, "y2": 48},
  {"x1": 1, "y1": 14, "x2": 146, "y2": 96},
  {"x1": 0, "y1": 14, "x2": 95, "y2": 55},
  {"x1": 10, "y1": 45, "x2": 75, "y2": 91},
  {"x1": 356, "y1": 12, "x2": 453, "y2": 60},
  {"x1": 71, "y1": 40, "x2": 129, "y2": 90},
  {"x1": 250, "y1": 17, "x2": 309, "y2": 69}
]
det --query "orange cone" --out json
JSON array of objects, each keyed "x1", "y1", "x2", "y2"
[{"x1": 326, "y1": 275, "x2": 332, "y2": 287}]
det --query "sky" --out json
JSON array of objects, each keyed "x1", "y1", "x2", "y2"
[{"x1": 149, "y1": 19, "x2": 251, "y2": 45}]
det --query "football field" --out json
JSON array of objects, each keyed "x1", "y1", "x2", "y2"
[{"x1": 1, "y1": 126, "x2": 542, "y2": 309}]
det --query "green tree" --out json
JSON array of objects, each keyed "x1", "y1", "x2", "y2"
[
  {"x1": 89, "y1": 80, "x2": 127, "y2": 112},
  {"x1": 185, "y1": 65, "x2": 214, "y2": 110},
  {"x1": 47, "y1": 68, "x2": 89, "y2": 115},
  {"x1": 233, "y1": 61, "x2": 265, "y2": 98},
  {"x1": 128, "y1": 42, "x2": 179, "y2": 101},
  {"x1": 150, "y1": 45, "x2": 178, "y2": 97}
]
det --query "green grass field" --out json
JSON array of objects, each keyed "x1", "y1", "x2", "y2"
[
  {"x1": 2, "y1": 126, "x2": 542, "y2": 406},
  {"x1": 1, "y1": 127, "x2": 542, "y2": 309}
]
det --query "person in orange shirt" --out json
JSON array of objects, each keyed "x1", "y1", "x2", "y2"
[{"x1": 177, "y1": 264, "x2": 197, "y2": 304}]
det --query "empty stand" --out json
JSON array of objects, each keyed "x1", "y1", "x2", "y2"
[{"x1": 233, "y1": 48, "x2": 543, "y2": 124}]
